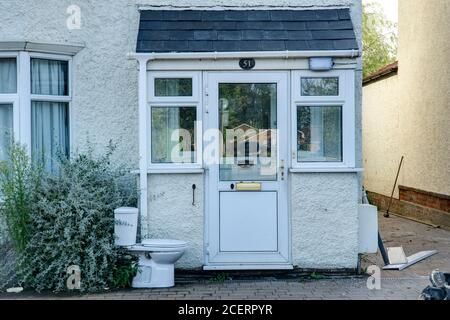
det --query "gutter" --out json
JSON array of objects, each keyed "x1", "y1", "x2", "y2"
[
  {"x1": 363, "y1": 61, "x2": 398, "y2": 86},
  {"x1": 128, "y1": 49, "x2": 361, "y2": 61}
]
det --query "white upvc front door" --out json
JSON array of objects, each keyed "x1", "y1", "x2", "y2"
[{"x1": 204, "y1": 71, "x2": 291, "y2": 270}]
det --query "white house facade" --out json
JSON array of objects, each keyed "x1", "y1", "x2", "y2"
[{"x1": 0, "y1": 0, "x2": 363, "y2": 271}]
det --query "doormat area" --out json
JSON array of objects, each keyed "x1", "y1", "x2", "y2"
[{"x1": 175, "y1": 268, "x2": 360, "y2": 284}]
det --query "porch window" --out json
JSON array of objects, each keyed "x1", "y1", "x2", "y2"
[
  {"x1": 31, "y1": 57, "x2": 71, "y2": 172},
  {"x1": 297, "y1": 106, "x2": 342, "y2": 162},
  {"x1": 151, "y1": 106, "x2": 197, "y2": 164},
  {"x1": 155, "y1": 78, "x2": 192, "y2": 97},
  {"x1": 292, "y1": 70, "x2": 355, "y2": 169},
  {"x1": 301, "y1": 77, "x2": 339, "y2": 96},
  {"x1": 148, "y1": 72, "x2": 202, "y2": 169}
]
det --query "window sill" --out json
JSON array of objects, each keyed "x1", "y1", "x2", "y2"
[
  {"x1": 290, "y1": 168, "x2": 364, "y2": 173},
  {"x1": 132, "y1": 168, "x2": 205, "y2": 175}
]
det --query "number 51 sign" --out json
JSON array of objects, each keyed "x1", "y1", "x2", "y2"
[{"x1": 239, "y1": 58, "x2": 256, "y2": 70}]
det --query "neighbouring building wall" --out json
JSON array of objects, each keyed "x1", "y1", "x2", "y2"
[
  {"x1": 397, "y1": 0, "x2": 450, "y2": 196},
  {"x1": 363, "y1": 0, "x2": 450, "y2": 228},
  {"x1": 363, "y1": 74, "x2": 402, "y2": 197}
]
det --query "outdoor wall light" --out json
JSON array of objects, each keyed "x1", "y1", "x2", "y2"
[{"x1": 309, "y1": 57, "x2": 334, "y2": 71}]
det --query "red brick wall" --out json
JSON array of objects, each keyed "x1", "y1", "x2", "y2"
[{"x1": 399, "y1": 186, "x2": 450, "y2": 213}]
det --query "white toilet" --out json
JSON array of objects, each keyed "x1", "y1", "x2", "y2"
[
  {"x1": 128, "y1": 239, "x2": 188, "y2": 288},
  {"x1": 114, "y1": 207, "x2": 188, "y2": 288}
]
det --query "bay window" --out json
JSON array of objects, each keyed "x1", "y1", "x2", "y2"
[
  {"x1": 0, "y1": 104, "x2": 13, "y2": 162},
  {"x1": 292, "y1": 70, "x2": 355, "y2": 169},
  {"x1": 0, "y1": 58, "x2": 17, "y2": 94},
  {"x1": 148, "y1": 72, "x2": 202, "y2": 169},
  {"x1": 0, "y1": 55, "x2": 18, "y2": 163},
  {"x1": 31, "y1": 57, "x2": 71, "y2": 172},
  {"x1": 0, "y1": 53, "x2": 71, "y2": 172}
]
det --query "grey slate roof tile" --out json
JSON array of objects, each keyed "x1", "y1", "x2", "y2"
[
  {"x1": 194, "y1": 30, "x2": 218, "y2": 41},
  {"x1": 137, "y1": 9, "x2": 358, "y2": 53},
  {"x1": 218, "y1": 31, "x2": 242, "y2": 41}
]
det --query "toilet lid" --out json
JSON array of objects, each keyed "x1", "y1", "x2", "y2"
[{"x1": 141, "y1": 239, "x2": 187, "y2": 248}]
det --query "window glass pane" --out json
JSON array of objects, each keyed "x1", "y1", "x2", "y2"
[
  {"x1": 301, "y1": 77, "x2": 339, "y2": 96},
  {"x1": 0, "y1": 58, "x2": 17, "y2": 94},
  {"x1": 31, "y1": 101, "x2": 70, "y2": 172},
  {"x1": 151, "y1": 107, "x2": 196, "y2": 163},
  {"x1": 31, "y1": 59, "x2": 69, "y2": 96},
  {"x1": 297, "y1": 106, "x2": 342, "y2": 162},
  {"x1": 219, "y1": 83, "x2": 278, "y2": 181},
  {"x1": 0, "y1": 104, "x2": 13, "y2": 162},
  {"x1": 155, "y1": 78, "x2": 192, "y2": 97}
]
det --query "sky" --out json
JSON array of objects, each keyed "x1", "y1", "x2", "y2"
[{"x1": 363, "y1": 0, "x2": 398, "y2": 24}]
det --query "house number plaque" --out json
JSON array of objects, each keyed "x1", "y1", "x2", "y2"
[{"x1": 239, "y1": 58, "x2": 256, "y2": 70}]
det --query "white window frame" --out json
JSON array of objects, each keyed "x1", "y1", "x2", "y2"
[
  {"x1": 0, "y1": 52, "x2": 20, "y2": 141},
  {"x1": 291, "y1": 69, "x2": 355, "y2": 169},
  {"x1": 28, "y1": 52, "x2": 73, "y2": 159},
  {"x1": 148, "y1": 71, "x2": 200, "y2": 103},
  {"x1": 0, "y1": 51, "x2": 72, "y2": 157},
  {"x1": 147, "y1": 71, "x2": 202, "y2": 170}
]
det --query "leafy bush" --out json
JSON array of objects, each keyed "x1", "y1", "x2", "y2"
[{"x1": 0, "y1": 143, "x2": 138, "y2": 293}]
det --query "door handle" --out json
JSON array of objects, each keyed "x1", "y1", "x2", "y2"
[{"x1": 280, "y1": 160, "x2": 285, "y2": 181}]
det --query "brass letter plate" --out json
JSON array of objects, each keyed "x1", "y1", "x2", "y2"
[{"x1": 236, "y1": 182, "x2": 262, "y2": 191}]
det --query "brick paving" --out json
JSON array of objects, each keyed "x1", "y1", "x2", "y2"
[{"x1": 1, "y1": 213, "x2": 448, "y2": 300}]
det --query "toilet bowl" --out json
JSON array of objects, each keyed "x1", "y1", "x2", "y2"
[
  {"x1": 114, "y1": 207, "x2": 188, "y2": 288},
  {"x1": 128, "y1": 239, "x2": 188, "y2": 288}
]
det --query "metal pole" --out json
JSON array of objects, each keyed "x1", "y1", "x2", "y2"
[
  {"x1": 378, "y1": 232, "x2": 390, "y2": 265},
  {"x1": 385, "y1": 156, "x2": 404, "y2": 218}
]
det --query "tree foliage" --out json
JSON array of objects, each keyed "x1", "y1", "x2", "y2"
[{"x1": 363, "y1": 2, "x2": 398, "y2": 77}]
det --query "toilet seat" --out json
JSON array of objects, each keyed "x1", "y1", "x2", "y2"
[
  {"x1": 129, "y1": 239, "x2": 188, "y2": 252},
  {"x1": 142, "y1": 239, "x2": 187, "y2": 249}
]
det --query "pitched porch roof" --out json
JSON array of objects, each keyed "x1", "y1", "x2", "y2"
[{"x1": 136, "y1": 9, "x2": 359, "y2": 53}]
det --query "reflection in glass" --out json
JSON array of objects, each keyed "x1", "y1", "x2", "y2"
[
  {"x1": 151, "y1": 107, "x2": 196, "y2": 164},
  {"x1": 219, "y1": 83, "x2": 277, "y2": 181},
  {"x1": 297, "y1": 106, "x2": 342, "y2": 162},
  {"x1": 0, "y1": 104, "x2": 13, "y2": 162},
  {"x1": 301, "y1": 77, "x2": 339, "y2": 96},
  {"x1": 155, "y1": 78, "x2": 192, "y2": 97}
]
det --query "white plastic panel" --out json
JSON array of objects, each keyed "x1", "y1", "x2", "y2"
[
  {"x1": 219, "y1": 192, "x2": 278, "y2": 252},
  {"x1": 359, "y1": 204, "x2": 379, "y2": 254}
]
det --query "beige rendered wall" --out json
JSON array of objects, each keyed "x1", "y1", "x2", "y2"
[
  {"x1": 397, "y1": 0, "x2": 450, "y2": 196},
  {"x1": 363, "y1": 74, "x2": 403, "y2": 198},
  {"x1": 363, "y1": 0, "x2": 450, "y2": 198}
]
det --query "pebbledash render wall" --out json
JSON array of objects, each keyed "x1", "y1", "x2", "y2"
[{"x1": 0, "y1": 0, "x2": 362, "y2": 269}]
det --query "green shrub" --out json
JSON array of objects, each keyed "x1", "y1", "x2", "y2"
[{"x1": 0, "y1": 143, "x2": 138, "y2": 293}]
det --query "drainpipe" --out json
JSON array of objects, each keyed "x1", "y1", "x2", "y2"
[{"x1": 137, "y1": 57, "x2": 149, "y2": 235}]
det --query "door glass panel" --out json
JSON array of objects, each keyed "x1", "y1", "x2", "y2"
[{"x1": 219, "y1": 83, "x2": 277, "y2": 181}]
